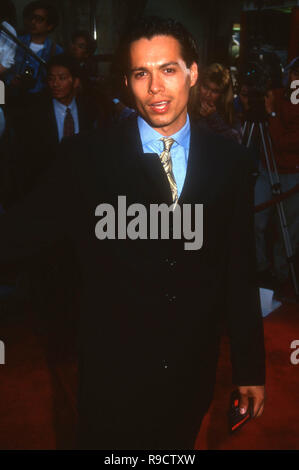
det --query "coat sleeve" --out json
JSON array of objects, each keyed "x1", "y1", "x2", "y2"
[{"x1": 225, "y1": 151, "x2": 266, "y2": 386}]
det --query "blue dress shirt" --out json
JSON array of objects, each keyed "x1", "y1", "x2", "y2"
[
  {"x1": 137, "y1": 115, "x2": 190, "y2": 198},
  {"x1": 53, "y1": 98, "x2": 79, "y2": 142}
]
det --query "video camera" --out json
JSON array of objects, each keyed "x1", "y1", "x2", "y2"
[{"x1": 240, "y1": 49, "x2": 283, "y2": 121}]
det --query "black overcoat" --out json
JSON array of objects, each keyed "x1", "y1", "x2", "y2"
[{"x1": 0, "y1": 115, "x2": 265, "y2": 449}]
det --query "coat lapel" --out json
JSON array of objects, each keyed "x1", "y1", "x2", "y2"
[
  {"x1": 179, "y1": 121, "x2": 217, "y2": 205},
  {"x1": 90, "y1": 116, "x2": 217, "y2": 207},
  {"x1": 117, "y1": 116, "x2": 173, "y2": 204}
]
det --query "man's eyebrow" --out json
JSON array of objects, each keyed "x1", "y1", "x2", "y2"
[
  {"x1": 130, "y1": 62, "x2": 179, "y2": 73},
  {"x1": 159, "y1": 62, "x2": 179, "y2": 69}
]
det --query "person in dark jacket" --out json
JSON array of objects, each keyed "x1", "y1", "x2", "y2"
[{"x1": 0, "y1": 16, "x2": 265, "y2": 450}]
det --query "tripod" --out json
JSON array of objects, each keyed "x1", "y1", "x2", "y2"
[{"x1": 242, "y1": 117, "x2": 299, "y2": 300}]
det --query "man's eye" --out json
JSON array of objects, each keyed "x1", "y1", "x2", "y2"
[
  {"x1": 135, "y1": 71, "x2": 146, "y2": 79},
  {"x1": 164, "y1": 68, "x2": 175, "y2": 74}
]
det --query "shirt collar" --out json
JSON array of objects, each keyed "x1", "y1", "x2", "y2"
[
  {"x1": 53, "y1": 97, "x2": 76, "y2": 114},
  {"x1": 137, "y1": 114, "x2": 190, "y2": 151}
]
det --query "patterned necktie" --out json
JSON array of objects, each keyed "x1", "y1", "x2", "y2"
[
  {"x1": 160, "y1": 137, "x2": 178, "y2": 205},
  {"x1": 63, "y1": 107, "x2": 75, "y2": 137}
]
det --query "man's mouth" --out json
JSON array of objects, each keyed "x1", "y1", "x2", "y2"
[{"x1": 148, "y1": 100, "x2": 170, "y2": 113}]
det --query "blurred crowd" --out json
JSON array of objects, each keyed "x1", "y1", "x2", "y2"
[{"x1": 0, "y1": 0, "x2": 298, "y2": 299}]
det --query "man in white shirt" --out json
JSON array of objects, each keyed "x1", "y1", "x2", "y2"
[{"x1": 5, "y1": 1, "x2": 63, "y2": 96}]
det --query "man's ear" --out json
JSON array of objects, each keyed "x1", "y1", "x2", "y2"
[
  {"x1": 124, "y1": 75, "x2": 128, "y2": 88},
  {"x1": 190, "y1": 62, "x2": 198, "y2": 87}
]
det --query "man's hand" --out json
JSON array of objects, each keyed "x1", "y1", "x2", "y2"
[
  {"x1": 237, "y1": 385, "x2": 265, "y2": 418},
  {"x1": 265, "y1": 90, "x2": 275, "y2": 114}
]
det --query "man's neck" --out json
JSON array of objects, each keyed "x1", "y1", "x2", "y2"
[
  {"x1": 55, "y1": 96, "x2": 76, "y2": 107},
  {"x1": 151, "y1": 113, "x2": 188, "y2": 137},
  {"x1": 31, "y1": 34, "x2": 48, "y2": 45}
]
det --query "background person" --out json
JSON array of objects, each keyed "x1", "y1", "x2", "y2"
[
  {"x1": 255, "y1": 58, "x2": 299, "y2": 294},
  {"x1": 191, "y1": 63, "x2": 241, "y2": 143},
  {"x1": 5, "y1": 1, "x2": 63, "y2": 100},
  {"x1": 69, "y1": 30, "x2": 97, "y2": 67},
  {"x1": 6, "y1": 53, "x2": 96, "y2": 203}
]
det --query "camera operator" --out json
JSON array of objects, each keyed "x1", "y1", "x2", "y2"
[
  {"x1": 4, "y1": 1, "x2": 63, "y2": 101},
  {"x1": 255, "y1": 58, "x2": 299, "y2": 295}
]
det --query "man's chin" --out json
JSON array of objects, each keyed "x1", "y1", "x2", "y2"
[{"x1": 142, "y1": 114, "x2": 172, "y2": 129}]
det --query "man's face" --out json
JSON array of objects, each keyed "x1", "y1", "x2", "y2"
[
  {"x1": 70, "y1": 37, "x2": 89, "y2": 62},
  {"x1": 47, "y1": 65, "x2": 79, "y2": 104},
  {"x1": 27, "y1": 8, "x2": 53, "y2": 36},
  {"x1": 125, "y1": 35, "x2": 198, "y2": 136}
]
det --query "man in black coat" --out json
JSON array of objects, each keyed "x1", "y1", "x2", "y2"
[
  {"x1": 8, "y1": 54, "x2": 97, "y2": 203},
  {"x1": 0, "y1": 17, "x2": 265, "y2": 449}
]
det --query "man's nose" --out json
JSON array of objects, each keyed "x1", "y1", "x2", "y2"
[{"x1": 148, "y1": 73, "x2": 164, "y2": 95}]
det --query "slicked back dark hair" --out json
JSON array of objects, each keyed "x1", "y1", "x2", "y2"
[
  {"x1": 47, "y1": 54, "x2": 81, "y2": 79},
  {"x1": 118, "y1": 16, "x2": 199, "y2": 75},
  {"x1": 23, "y1": 1, "x2": 60, "y2": 30}
]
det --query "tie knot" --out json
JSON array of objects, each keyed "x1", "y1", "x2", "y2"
[{"x1": 161, "y1": 137, "x2": 175, "y2": 152}]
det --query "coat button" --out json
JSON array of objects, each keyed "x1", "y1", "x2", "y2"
[
  {"x1": 165, "y1": 259, "x2": 177, "y2": 267},
  {"x1": 162, "y1": 359, "x2": 168, "y2": 369},
  {"x1": 165, "y1": 293, "x2": 176, "y2": 302}
]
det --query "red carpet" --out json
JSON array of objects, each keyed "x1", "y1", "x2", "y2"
[
  {"x1": 0, "y1": 302, "x2": 298, "y2": 450},
  {"x1": 196, "y1": 303, "x2": 299, "y2": 450}
]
